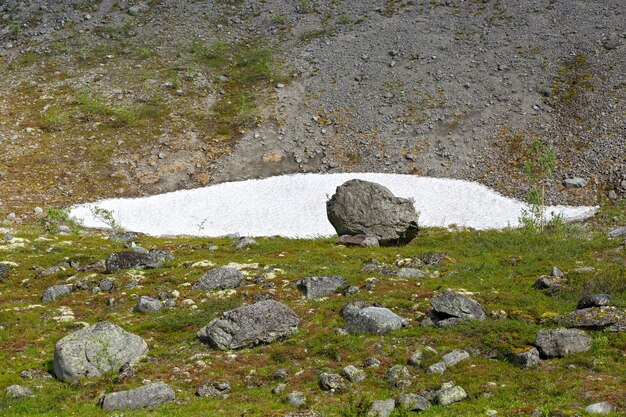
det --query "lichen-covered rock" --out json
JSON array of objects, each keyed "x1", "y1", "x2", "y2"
[
  {"x1": 134, "y1": 296, "x2": 162, "y2": 313},
  {"x1": 368, "y1": 399, "x2": 395, "y2": 417},
  {"x1": 342, "y1": 365, "x2": 366, "y2": 383},
  {"x1": 510, "y1": 347, "x2": 540, "y2": 368},
  {"x1": 396, "y1": 393, "x2": 431, "y2": 412},
  {"x1": 192, "y1": 267, "x2": 244, "y2": 291},
  {"x1": 197, "y1": 300, "x2": 300, "y2": 350},
  {"x1": 343, "y1": 305, "x2": 405, "y2": 335},
  {"x1": 6, "y1": 384, "x2": 33, "y2": 398},
  {"x1": 577, "y1": 294, "x2": 612, "y2": 309},
  {"x1": 319, "y1": 372, "x2": 346, "y2": 392},
  {"x1": 53, "y1": 322, "x2": 148, "y2": 381},
  {"x1": 42, "y1": 284, "x2": 74, "y2": 302},
  {"x1": 557, "y1": 307, "x2": 626, "y2": 329},
  {"x1": 296, "y1": 275, "x2": 348, "y2": 299},
  {"x1": 326, "y1": 179, "x2": 419, "y2": 246},
  {"x1": 100, "y1": 382, "x2": 175, "y2": 411},
  {"x1": 430, "y1": 291, "x2": 486, "y2": 323},
  {"x1": 105, "y1": 249, "x2": 173, "y2": 273},
  {"x1": 436, "y1": 382, "x2": 467, "y2": 406},
  {"x1": 534, "y1": 328, "x2": 592, "y2": 358}
]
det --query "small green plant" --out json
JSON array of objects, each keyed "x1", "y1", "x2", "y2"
[
  {"x1": 40, "y1": 107, "x2": 70, "y2": 132},
  {"x1": 39, "y1": 208, "x2": 82, "y2": 234},
  {"x1": 519, "y1": 139, "x2": 557, "y2": 232},
  {"x1": 89, "y1": 206, "x2": 124, "y2": 233},
  {"x1": 339, "y1": 395, "x2": 373, "y2": 417},
  {"x1": 337, "y1": 13, "x2": 353, "y2": 25}
]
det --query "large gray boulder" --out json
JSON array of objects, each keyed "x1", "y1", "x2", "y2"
[
  {"x1": 105, "y1": 249, "x2": 173, "y2": 273},
  {"x1": 429, "y1": 291, "x2": 486, "y2": 324},
  {"x1": 100, "y1": 382, "x2": 175, "y2": 411},
  {"x1": 534, "y1": 328, "x2": 592, "y2": 358},
  {"x1": 326, "y1": 179, "x2": 419, "y2": 246},
  {"x1": 53, "y1": 322, "x2": 148, "y2": 381},
  {"x1": 296, "y1": 276, "x2": 348, "y2": 299},
  {"x1": 197, "y1": 300, "x2": 301, "y2": 350},
  {"x1": 192, "y1": 267, "x2": 244, "y2": 291},
  {"x1": 343, "y1": 305, "x2": 406, "y2": 335}
]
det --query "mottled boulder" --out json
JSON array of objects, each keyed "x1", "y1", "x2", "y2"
[
  {"x1": 100, "y1": 382, "x2": 175, "y2": 411},
  {"x1": 6, "y1": 385, "x2": 33, "y2": 398},
  {"x1": 534, "y1": 328, "x2": 592, "y2": 358},
  {"x1": 396, "y1": 393, "x2": 431, "y2": 412},
  {"x1": 342, "y1": 365, "x2": 366, "y2": 383},
  {"x1": 510, "y1": 347, "x2": 540, "y2": 368},
  {"x1": 42, "y1": 284, "x2": 74, "y2": 302},
  {"x1": 436, "y1": 382, "x2": 467, "y2": 406},
  {"x1": 532, "y1": 275, "x2": 565, "y2": 292},
  {"x1": 0, "y1": 263, "x2": 10, "y2": 281},
  {"x1": 336, "y1": 234, "x2": 380, "y2": 247},
  {"x1": 105, "y1": 249, "x2": 173, "y2": 273},
  {"x1": 368, "y1": 399, "x2": 395, "y2": 417},
  {"x1": 53, "y1": 322, "x2": 148, "y2": 381},
  {"x1": 134, "y1": 296, "x2": 162, "y2": 313},
  {"x1": 319, "y1": 372, "x2": 346, "y2": 392},
  {"x1": 442, "y1": 349, "x2": 470, "y2": 367},
  {"x1": 196, "y1": 381, "x2": 231, "y2": 398},
  {"x1": 286, "y1": 391, "x2": 307, "y2": 408},
  {"x1": 608, "y1": 226, "x2": 626, "y2": 239},
  {"x1": 343, "y1": 305, "x2": 405, "y2": 335},
  {"x1": 577, "y1": 294, "x2": 611, "y2": 309},
  {"x1": 192, "y1": 267, "x2": 244, "y2": 291},
  {"x1": 197, "y1": 300, "x2": 300, "y2": 350},
  {"x1": 429, "y1": 291, "x2": 486, "y2": 324},
  {"x1": 296, "y1": 275, "x2": 348, "y2": 299},
  {"x1": 585, "y1": 401, "x2": 613, "y2": 415},
  {"x1": 557, "y1": 307, "x2": 626, "y2": 329},
  {"x1": 326, "y1": 179, "x2": 419, "y2": 246}
]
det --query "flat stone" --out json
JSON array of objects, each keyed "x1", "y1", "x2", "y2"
[
  {"x1": 608, "y1": 227, "x2": 626, "y2": 238},
  {"x1": 100, "y1": 382, "x2": 175, "y2": 411},
  {"x1": 577, "y1": 294, "x2": 611, "y2": 309},
  {"x1": 442, "y1": 349, "x2": 470, "y2": 367},
  {"x1": 105, "y1": 249, "x2": 173, "y2": 273},
  {"x1": 336, "y1": 234, "x2": 380, "y2": 247},
  {"x1": 42, "y1": 284, "x2": 74, "y2": 302},
  {"x1": 557, "y1": 307, "x2": 626, "y2": 329},
  {"x1": 430, "y1": 291, "x2": 486, "y2": 321},
  {"x1": 534, "y1": 328, "x2": 592, "y2": 358},
  {"x1": 192, "y1": 267, "x2": 244, "y2": 291},
  {"x1": 296, "y1": 275, "x2": 348, "y2": 299},
  {"x1": 396, "y1": 268, "x2": 425, "y2": 278},
  {"x1": 564, "y1": 177, "x2": 588, "y2": 188}
]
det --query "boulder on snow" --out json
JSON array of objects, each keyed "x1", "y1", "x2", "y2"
[
  {"x1": 192, "y1": 267, "x2": 244, "y2": 291},
  {"x1": 326, "y1": 179, "x2": 419, "y2": 246},
  {"x1": 53, "y1": 322, "x2": 148, "y2": 381},
  {"x1": 197, "y1": 300, "x2": 300, "y2": 350},
  {"x1": 105, "y1": 249, "x2": 173, "y2": 273}
]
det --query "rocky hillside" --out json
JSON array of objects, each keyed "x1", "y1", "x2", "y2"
[{"x1": 0, "y1": 0, "x2": 624, "y2": 220}]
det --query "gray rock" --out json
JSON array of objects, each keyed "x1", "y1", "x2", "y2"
[
  {"x1": 434, "y1": 317, "x2": 467, "y2": 328},
  {"x1": 319, "y1": 372, "x2": 346, "y2": 392},
  {"x1": 532, "y1": 275, "x2": 565, "y2": 291},
  {"x1": 192, "y1": 267, "x2": 244, "y2": 291},
  {"x1": 19, "y1": 369, "x2": 52, "y2": 380},
  {"x1": 427, "y1": 361, "x2": 447, "y2": 374},
  {"x1": 368, "y1": 399, "x2": 395, "y2": 417},
  {"x1": 272, "y1": 369, "x2": 288, "y2": 380},
  {"x1": 99, "y1": 277, "x2": 117, "y2": 292},
  {"x1": 105, "y1": 249, "x2": 173, "y2": 273},
  {"x1": 232, "y1": 237, "x2": 257, "y2": 250},
  {"x1": 336, "y1": 234, "x2": 380, "y2": 247},
  {"x1": 296, "y1": 275, "x2": 348, "y2": 299},
  {"x1": 196, "y1": 381, "x2": 231, "y2": 398},
  {"x1": 42, "y1": 284, "x2": 74, "y2": 302},
  {"x1": 134, "y1": 296, "x2": 162, "y2": 313},
  {"x1": 109, "y1": 231, "x2": 143, "y2": 242},
  {"x1": 78, "y1": 260, "x2": 106, "y2": 273},
  {"x1": 326, "y1": 179, "x2": 419, "y2": 246},
  {"x1": 53, "y1": 322, "x2": 148, "y2": 381},
  {"x1": 564, "y1": 177, "x2": 588, "y2": 188},
  {"x1": 396, "y1": 268, "x2": 425, "y2": 278},
  {"x1": 341, "y1": 365, "x2": 366, "y2": 383},
  {"x1": 100, "y1": 382, "x2": 175, "y2": 411},
  {"x1": 344, "y1": 306, "x2": 405, "y2": 335},
  {"x1": 608, "y1": 226, "x2": 626, "y2": 238},
  {"x1": 361, "y1": 357, "x2": 381, "y2": 368},
  {"x1": 534, "y1": 328, "x2": 592, "y2": 358},
  {"x1": 442, "y1": 349, "x2": 470, "y2": 367},
  {"x1": 385, "y1": 365, "x2": 410, "y2": 382},
  {"x1": 584, "y1": 401, "x2": 613, "y2": 414},
  {"x1": 510, "y1": 347, "x2": 540, "y2": 368},
  {"x1": 0, "y1": 263, "x2": 9, "y2": 281},
  {"x1": 286, "y1": 391, "x2": 307, "y2": 408},
  {"x1": 430, "y1": 291, "x2": 486, "y2": 322},
  {"x1": 557, "y1": 307, "x2": 626, "y2": 329},
  {"x1": 6, "y1": 384, "x2": 33, "y2": 398},
  {"x1": 436, "y1": 382, "x2": 467, "y2": 406},
  {"x1": 408, "y1": 346, "x2": 437, "y2": 366},
  {"x1": 577, "y1": 294, "x2": 612, "y2": 309},
  {"x1": 550, "y1": 266, "x2": 564, "y2": 278},
  {"x1": 197, "y1": 300, "x2": 300, "y2": 350},
  {"x1": 396, "y1": 393, "x2": 430, "y2": 411}
]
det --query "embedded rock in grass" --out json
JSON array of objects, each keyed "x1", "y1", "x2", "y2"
[
  {"x1": 286, "y1": 391, "x2": 307, "y2": 408},
  {"x1": 429, "y1": 291, "x2": 486, "y2": 325},
  {"x1": 534, "y1": 328, "x2": 592, "y2": 358},
  {"x1": 532, "y1": 275, "x2": 566, "y2": 293},
  {"x1": 510, "y1": 347, "x2": 540, "y2": 368},
  {"x1": 343, "y1": 305, "x2": 406, "y2": 335},
  {"x1": 408, "y1": 346, "x2": 438, "y2": 366},
  {"x1": 396, "y1": 268, "x2": 425, "y2": 278},
  {"x1": 368, "y1": 399, "x2": 396, "y2": 417},
  {"x1": 105, "y1": 249, "x2": 173, "y2": 273},
  {"x1": 53, "y1": 322, "x2": 148, "y2": 382},
  {"x1": 134, "y1": 296, "x2": 162, "y2": 313},
  {"x1": 556, "y1": 307, "x2": 626, "y2": 329},
  {"x1": 336, "y1": 234, "x2": 380, "y2": 247},
  {"x1": 427, "y1": 362, "x2": 446, "y2": 374},
  {"x1": 100, "y1": 382, "x2": 175, "y2": 411},
  {"x1": 342, "y1": 365, "x2": 366, "y2": 383},
  {"x1": 326, "y1": 179, "x2": 419, "y2": 246},
  {"x1": 577, "y1": 294, "x2": 611, "y2": 309},
  {"x1": 42, "y1": 284, "x2": 74, "y2": 302},
  {"x1": 197, "y1": 300, "x2": 300, "y2": 350},
  {"x1": 0, "y1": 263, "x2": 10, "y2": 281},
  {"x1": 584, "y1": 401, "x2": 613, "y2": 414},
  {"x1": 319, "y1": 372, "x2": 346, "y2": 392},
  {"x1": 109, "y1": 231, "x2": 143, "y2": 242},
  {"x1": 192, "y1": 267, "x2": 244, "y2": 291},
  {"x1": 232, "y1": 236, "x2": 257, "y2": 250},
  {"x1": 608, "y1": 226, "x2": 626, "y2": 238},
  {"x1": 196, "y1": 381, "x2": 231, "y2": 398},
  {"x1": 396, "y1": 393, "x2": 431, "y2": 412},
  {"x1": 6, "y1": 385, "x2": 33, "y2": 398},
  {"x1": 436, "y1": 382, "x2": 467, "y2": 406},
  {"x1": 296, "y1": 275, "x2": 348, "y2": 299}
]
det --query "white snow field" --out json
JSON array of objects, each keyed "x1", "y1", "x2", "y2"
[{"x1": 69, "y1": 173, "x2": 597, "y2": 238}]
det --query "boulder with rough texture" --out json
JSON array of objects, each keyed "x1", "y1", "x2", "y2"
[
  {"x1": 510, "y1": 347, "x2": 540, "y2": 368},
  {"x1": 577, "y1": 294, "x2": 611, "y2": 309},
  {"x1": 396, "y1": 393, "x2": 431, "y2": 411},
  {"x1": 584, "y1": 402, "x2": 613, "y2": 415},
  {"x1": 192, "y1": 267, "x2": 244, "y2": 291},
  {"x1": 134, "y1": 296, "x2": 162, "y2": 313},
  {"x1": 0, "y1": 263, "x2": 10, "y2": 281},
  {"x1": 105, "y1": 249, "x2": 173, "y2": 273},
  {"x1": 53, "y1": 322, "x2": 148, "y2": 381},
  {"x1": 296, "y1": 275, "x2": 348, "y2": 299},
  {"x1": 557, "y1": 307, "x2": 626, "y2": 329},
  {"x1": 534, "y1": 328, "x2": 592, "y2": 358},
  {"x1": 368, "y1": 399, "x2": 396, "y2": 417},
  {"x1": 42, "y1": 284, "x2": 74, "y2": 302},
  {"x1": 343, "y1": 305, "x2": 405, "y2": 335},
  {"x1": 408, "y1": 346, "x2": 437, "y2": 366},
  {"x1": 6, "y1": 384, "x2": 33, "y2": 398},
  {"x1": 430, "y1": 291, "x2": 486, "y2": 322},
  {"x1": 319, "y1": 372, "x2": 346, "y2": 392},
  {"x1": 197, "y1": 300, "x2": 300, "y2": 350},
  {"x1": 608, "y1": 226, "x2": 626, "y2": 238},
  {"x1": 100, "y1": 382, "x2": 175, "y2": 411},
  {"x1": 286, "y1": 391, "x2": 307, "y2": 408},
  {"x1": 342, "y1": 365, "x2": 366, "y2": 383},
  {"x1": 436, "y1": 382, "x2": 467, "y2": 406},
  {"x1": 442, "y1": 349, "x2": 470, "y2": 367},
  {"x1": 326, "y1": 179, "x2": 419, "y2": 246},
  {"x1": 196, "y1": 381, "x2": 231, "y2": 398},
  {"x1": 336, "y1": 234, "x2": 380, "y2": 247}
]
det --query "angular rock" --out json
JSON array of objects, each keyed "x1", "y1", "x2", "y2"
[
  {"x1": 286, "y1": 391, "x2": 307, "y2": 408},
  {"x1": 385, "y1": 365, "x2": 410, "y2": 382},
  {"x1": 0, "y1": 263, "x2": 10, "y2": 281},
  {"x1": 511, "y1": 347, "x2": 540, "y2": 368},
  {"x1": 584, "y1": 401, "x2": 613, "y2": 414},
  {"x1": 427, "y1": 362, "x2": 446, "y2": 374},
  {"x1": 557, "y1": 307, "x2": 626, "y2": 329},
  {"x1": 550, "y1": 266, "x2": 564, "y2": 278},
  {"x1": 19, "y1": 369, "x2": 52, "y2": 380},
  {"x1": 342, "y1": 365, "x2": 366, "y2": 383},
  {"x1": 532, "y1": 275, "x2": 565, "y2": 291},
  {"x1": 608, "y1": 226, "x2": 626, "y2": 238},
  {"x1": 577, "y1": 294, "x2": 611, "y2": 309},
  {"x1": 6, "y1": 384, "x2": 33, "y2": 398},
  {"x1": 336, "y1": 234, "x2": 380, "y2": 247},
  {"x1": 232, "y1": 237, "x2": 257, "y2": 250},
  {"x1": 361, "y1": 357, "x2": 381, "y2": 368},
  {"x1": 53, "y1": 322, "x2": 148, "y2": 381},
  {"x1": 100, "y1": 382, "x2": 175, "y2": 411},
  {"x1": 99, "y1": 277, "x2": 117, "y2": 292},
  {"x1": 396, "y1": 268, "x2": 425, "y2": 278},
  {"x1": 296, "y1": 275, "x2": 348, "y2": 299},
  {"x1": 197, "y1": 300, "x2": 300, "y2": 350},
  {"x1": 368, "y1": 399, "x2": 395, "y2": 417},
  {"x1": 105, "y1": 249, "x2": 173, "y2": 273},
  {"x1": 344, "y1": 306, "x2": 405, "y2": 335},
  {"x1": 534, "y1": 328, "x2": 592, "y2": 358},
  {"x1": 442, "y1": 349, "x2": 470, "y2": 367},
  {"x1": 134, "y1": 296, "x2": 162, "y2": 313},
  {"x1": 436, "y1": 382, "x2": 467, "y2": 406},
  {"x1": 192, "y1": 267, "x2": 244, "y2": 291},
  {"x1": 326, "y1": 179, "x2": 420, "y2": 246},
  {"x1": 78, "y1": 260, "x2": 106, "y2": 273},
  {"x1": 196, "y1": 381, "x2": 231, "y2": 398},
  {"x1": 396, "y1": 393, "x2": 431, "y2": 411},
  {"x1": 319, "y1": 372, "x2": 346, "y2": 392},
  {"x1": 42, "y1": 284, "x2": 74, "y2": 303},
  {"x1": 564, "y1": 177, "x2": 587, "y2": 188},
  {"x1": 430, "y1": 291, "x2": 486, "y2": 322}
]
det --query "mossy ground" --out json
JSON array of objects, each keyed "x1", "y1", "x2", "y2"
[{"x1": 0, "y1": 221, "x2": 624, "y2": 416}]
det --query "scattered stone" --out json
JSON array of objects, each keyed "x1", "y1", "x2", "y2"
[
  {"x1": 286, "y1": 391, "x2": 307, "y2": 408},
  {"x1": 197, "y1": 300, "x2": 300, "y2": 350},
  {"x1": 105, "y1": 249, "x2": 173, "y2": 273},
  {"x1": 192, "y1": 267, "x2": 244, "y2": 291},
  {"x1": 532, "y1": 275, "x2": 565, "y2": 292},
  {"x1": 196, "y1": 381, "x2": 231, "y2": 398},
  {"x1": 233, "y1": 237, "x2": 257, "y2": 250},
  {"x1": 53, "y1": 322, "x2": 148, "y2": 381},
  {"x1": 100, "y1": 382, "x2": 175, "y2": 411},
  {"x1": 385, "y1": 365, "x2": 410, "y2": 382},
  {"x1": 396, "y1": 393, "x2": 431, "y2": 412},
  {"x1": 343, "y1": 305, "x2": 406, "y2": 335},
  {"x1": 344, "y1": 285, "x2": 360, "y2": 295},
  {"x1": 99, "y1": 277, "x2": 117, "y2": 292},
  {"x1": 342, "y1": 365, "x2": 366, "y2": 383},
  {"x1": 6, "y1": 384, "x2": 33, "y2": 398},
  {"x1": 436, "y1": 382, "x2": 467, "y2": 406},
  {"x1": 296, "y1": 275, "x2": 348, "y2": 299},
  {"x1": 336, "y1": 234, "x2": 380, "y2": 247},
  {"x1": 427, "y1": 362, "x2": 447, "y2": 374},
  {"x1": 109, "y1": 231, "x2": 143, "y2": 242},
  {"x1": 577, "y1": 294, "x2": 611, "y2": 309},
  {"x1": 361, "y1": 357, "x2": 381, "y2": 368},
  {"x1": 42, "y1": 284, "x2": 74, "y2": 302},
  {"x1": 408, "y1": 346, "x2": 437, "y2": 366},
  {"x1": 326, "y1": 179, "x2": 420, "y2": 246},
  {"x1": 429, "y1": 291, "x2": 486, "y2": 325},
  {"x1": 272, "y1": 383, "x2": 287, "y2": 394},
  {"x1": 584, "y1": 401, "x2": 613, "y2": 415},
  {"x1": 441, "y1": 349, "x2": 470, "y2": 367},
  {"x1": 0, "y1": 263, "x2": 10, "y2": 281},
  {"x1": 557, "y1": 307, "x2": 626, "y2": 329},
  {"x1": 319, "y1": 372, "x2": 346, "y2": 392},
  {"x1": 608, "y1": 227, "x2": 626, "y2": 238},
  {"x1": 368, "y1": 399, "x2": 395, "y2": 417},
  {"x1": 534, "y1": 328, "x2": 592, "y2": 358},
  {"x1": 19, "y1": 369, "x2": 52, "y2": 380},
  {"x1": 272, "y1": 369, "x2": 288, "y2": 380},
  {"x1": 134, "y1": 296, "x2": 162, "y2": 313},
  {"x1": 564, "y1": 177, "x2": 588, "y2": 188},
  {"x1": 396, "y1": 268, "x2": 425, "y2": 278},
  {"x1": 550, "y1": 266, "x2": 564, "y2": 278},
  {"x1": 510, "y1": 347, "x2": 540, "y2": 368},
  {"x1": 78, "y1": 260, "x2": 106, "y2": 273}
]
